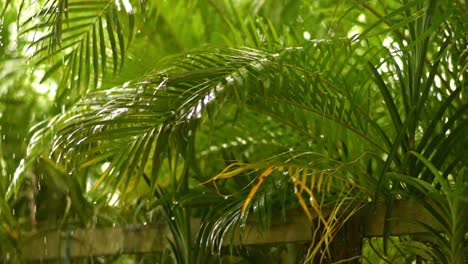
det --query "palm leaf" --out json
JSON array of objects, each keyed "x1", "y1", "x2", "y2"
[
  {"x1": 20, "y1": 0, "x2": 135, "y2": 100},
  {"x1": 388, "y1": 164, "x2": 468, "y2": 264},
  {"x1": 34, "y1": 45, "x2": 384, "y2": 198}
]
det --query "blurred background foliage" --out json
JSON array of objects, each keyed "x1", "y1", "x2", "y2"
[{"x1": 0, "y1": 0, "x2": 467, "y2": 263}]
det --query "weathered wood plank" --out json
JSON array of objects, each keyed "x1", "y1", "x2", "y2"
[
  {"x1": 21, "y1": 200, "x2": 442, "y2": 260},
  {"x1": 363, "y1": 199, "x2": 442, "y2": 237},
  {"x1": 22, "y1": 224, "x2": 169, "y2": 260}
]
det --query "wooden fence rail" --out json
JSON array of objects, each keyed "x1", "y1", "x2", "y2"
[{"x1": 21, "y1": 200, "x2": 441, "y2": 260}]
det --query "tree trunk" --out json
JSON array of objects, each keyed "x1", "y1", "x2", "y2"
[{"x1": 311, "y1": 214, "x2": 363, "y2": 263}]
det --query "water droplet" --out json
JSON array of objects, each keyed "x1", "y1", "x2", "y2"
[
  {"x1": 172, "y1": 201, "x2": 178, "y2": 205},
  {"x1": 224, "y1": 196, "x2": 228, "y2": 200},
  {"x1": 170, "y1": 216, "x2": 175, "y2": 221}
]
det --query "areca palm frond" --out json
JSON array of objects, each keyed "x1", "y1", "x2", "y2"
[
  {"x1": 388, "y1": 156, "x2": 468, "y2": 263},
  {"x1": 5, "y1": 0, "x2": 468, "y2": 261},
  {"x1": 19, "y1": 0, "x2": 466, "y2": 209},
  {"x1": 30, "y1": 43, "x2": 388, "y2": 197},
  {"x1": 16, "y1": 43, "x2": 383, "y2": 261},
  {"x1": 14, "y1": 0, "x2": 308, "y2": 101},
  {"x1": 19, "y1": 0, "x2": 135, "y2": 100},
  {"x1": 196, "y1": 157, "x2": 370, "y2": 262}
]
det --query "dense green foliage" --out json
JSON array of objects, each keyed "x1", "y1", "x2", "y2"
[{"x1": 0, "y1": 0, "x2": 467, "y2": 263}]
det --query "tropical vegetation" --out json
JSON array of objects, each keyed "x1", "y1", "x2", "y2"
[{"x1": 0, "y1": 0, "x2": 466, "y2": 263}]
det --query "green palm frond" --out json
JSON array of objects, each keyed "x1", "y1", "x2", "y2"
[
  {"x1": 32, "y1": 43, "x2": 394, "y2": 199},
  {"x1": 153, "y1": 187, "x2": 222, "y2": 264},
  {"x1": 0, "y1": 195, "x2": 19, "y2": 258},
  {"x1": 198, "y1": 153, "x2": 370, "y2": 262},
  {"x1": 194, "y1": 171, "x2": 290, "y2": 256},
  {"x1": 154, "y1": 187, "x2": 192, "y2": 264},
  {"x1": 388, "y1": 160, "x2": 468, "y2": 264},
  {"x1": 198, "y1": 200, "x2": 245, "y2": 255},
  {"x1": 20, "y1": 0, "x2": 135, "y2": 100},
  {"x1": 4, "y1": 0, "x2": 467, "y2": 261}
]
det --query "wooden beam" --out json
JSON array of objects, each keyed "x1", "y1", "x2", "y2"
[
  {"x1": 21, "y1": 224, "x2": 170, "y2": 260},
  {"x1": 21, "y1": 200, "x2": 443, "y2": 260},
  {"x1": 363, "y1": 199, "x2": 442, "y2": 237}
]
